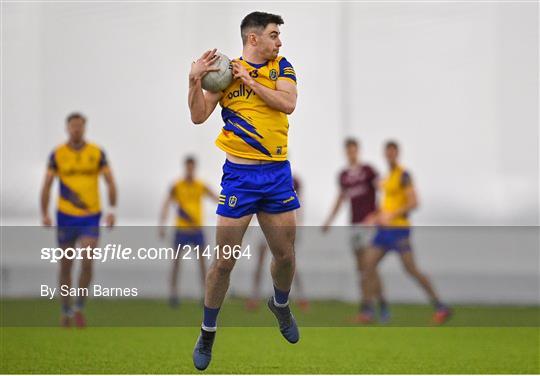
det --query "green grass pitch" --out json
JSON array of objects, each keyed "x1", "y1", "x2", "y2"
[{"x1": 1, "y1": 299, "x2": 539, "y2": 374}]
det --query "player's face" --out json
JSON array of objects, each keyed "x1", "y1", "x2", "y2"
[
  {"x1": 385, "y1": 146, "x2": 398, "y2": 164},
  {"x1": 67, "y1": 118, "x2": 85, "y2": 143},
  {"x1": 186, "y1": 161, "x2": 195, "y2": 176},
  {"x1": 346, "y1": 144, "x2": 358, "y2": 164},
  {"x1": 257, "y1": 24, "x2": 282, "y2": 60}
]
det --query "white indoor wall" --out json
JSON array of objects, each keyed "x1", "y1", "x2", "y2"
[
  {"x1": 339, "y1": 2, "x2": 538, "y2": 226},
  {"x1": 2, "y1": 2, "x2": 538, "y2": 226},
  {"x1": 2, "y1": 2, "x2": 343, "y2": 225}
]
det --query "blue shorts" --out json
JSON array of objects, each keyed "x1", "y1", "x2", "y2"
[
  {"x1": 174, "y1": 229, "x2": 205, "y2": 248},
  {"x1": 372, "y1": 228, "x2": 412, "y2": 253},
  {"x1": 216, "y1": 159, "x2": 301, "y2": 218},
  {"x1": 57, "y1": 211, "x2": 101, "y2": 245}
]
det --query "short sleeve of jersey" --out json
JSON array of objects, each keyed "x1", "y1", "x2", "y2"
[
  {"x1": 48, "y1": 151, "x2": 58, "y2": 172},
  {"x1": 99, "y1": 149, "x2": 108, "y2": 169},
  {"x1": 279, "y1": 57, "x2": 297, "y2": 83},
  {"x1": 401, "y1": 171, "x2": 412, "y2": 187},
  {"x1": 367, "y1": 165, "x2": 378, "y2": 181},
  {"x1": 338, "y1": 171, "x2": 346, "y2": 190}
]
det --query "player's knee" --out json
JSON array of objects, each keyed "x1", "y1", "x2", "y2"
[
  {"x1": 213, "y1": 259, "x2": 235, "y2": 276},
  {"x1": 360, "y1": 273, "x2": 371, "y2": 284},
  {"x1": 363, "y1": 256, "x2": 375, "y2": 269},
  {"x1": 404, "y1": 265, "x2": 418, "y2": 277},
  {"x1": 364, "y1": 262, "x2": 378, "y2": 277},
  {"x1": 59, "y1": 267, "x2": 71, "y2": 279},
  {"x1": 273, "y1": 250, "x2": 294, "y2": 268},
  {"x1": 59, "y1": 261, "x2": 72, "y2": 274},
  {"x1": 81, "y1": 262, "x2": 93, "y2": 275}
]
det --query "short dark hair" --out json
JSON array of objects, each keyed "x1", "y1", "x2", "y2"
[
  {"x1": 185, "y1": 156, "x2": 196, "y2": 165},
  {"x1": 344, "y1": 138, "x2": 359, "y2": 148},
  {"x1": 66, "y1": 112, "x2": 86, "y2": 124},
  {"x1": 241, "y1": 12, "x2": 284, "y2": 44},
  {"x1": 385, "y1": 140, "x2": 399, "y2": 150}
]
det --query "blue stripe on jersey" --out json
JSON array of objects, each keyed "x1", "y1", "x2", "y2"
[
  {"x1": 221, "y1": 107, "x2": 271, "y2": 157},
  {"x1": 222, "y1": 108, "x2": 263, "y2": 138},
  {"x1": 223, "y1": 120, "x2": 272, "y2": 157},
  {"x1": 59, "y1": 180, "x2": 88, "y2": 209},
  {"x1": 177, "y1": 206, "x2": 194, "y2": 223},
  {"x1": 279, "y1": 57, "x2": 296, "y2": 82}
]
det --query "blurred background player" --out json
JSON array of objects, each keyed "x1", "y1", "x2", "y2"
[
  {"x1": 322, "y1": 138, "x2": 389, "y2": 323},
  {"x1": 159, "y1": 156, "x2": 218, "y2": 308},
  {"x1": 40, "y1": 112, "x2": 117, "y2": 328},
  {"x1": 245, "y1": 174, "x2": 309, "y2": 312},
  {"x1": 188, "y1": 11, "x2": 300, "y2": 370},
  {"x1": 362, "y1": 140, "x2": 452, "y2": 324}
]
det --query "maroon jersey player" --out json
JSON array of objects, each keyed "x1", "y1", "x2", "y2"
[
  {"x1": 322, "y1": 138, "x2": 389, "y2": 323},
  {"x1": 338, "y1": 162, "x2": 377, "y2": 224}
]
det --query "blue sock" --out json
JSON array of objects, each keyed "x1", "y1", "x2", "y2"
[
  {"x1": 273, "y1": 285, "x2": 290, "y2": 306},
  {"x1": 75, "y1": 297, "x2": 85, "y2": 311},
  {"x1": 361, "y1": 302, "x2": 374, "y2": 314},
  {"x1": 432, "y1": 300, "x2": 445, "y2": 310},
  {"x1": 61, "y1": 304, "x2": 73, "y2": 316},
  {"x1": 202, "y1": 305, "x2": 220, "y2": 331}
]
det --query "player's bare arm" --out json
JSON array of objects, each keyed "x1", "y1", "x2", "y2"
[
  {"x1": 362, "y1": 211, "x2": 379, "y2": 225},
  {"x1": 231, "y1": 61, "x2": 297, "y2": 114},
  {"x1": 40, "y1": 169, "x2": 55, "y2": 226},
  {"x1": 204, "y1": 185, "x2": 220, "y2": 202},
  {"x1": 400, "y1": 185, "x2": 419, "y2": 215},
  {"x1": 158, "y1": 186, "x2": 175, "y2": 238},
  {"x1": 102, "y1": 167, "x2": 117, "y2": 227},
  {"x1": 363, "y1": 175, "x2": 380, "y2": 225},
  {"x1": 188, "y1": 49, "x2": 223, "y2": 124}
]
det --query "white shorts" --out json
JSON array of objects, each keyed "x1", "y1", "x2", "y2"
[{"x1": 349, "y1": 225, "x2": 375, "y2": 252}]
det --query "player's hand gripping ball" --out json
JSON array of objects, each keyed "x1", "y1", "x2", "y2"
[{"x1": 201, "y1": 53, "x2": 233, "y2": 92}]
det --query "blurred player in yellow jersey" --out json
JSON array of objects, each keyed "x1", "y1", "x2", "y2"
[
  {"x1": 159, "y1": 156, "x2": 218, "y2": 307},
  {"x1": 362, "y1": 141, "x2": 451, "y2": 324},
  {"x1": 40, "y1": 113, "x2": 117, "y2": 328},
  {"x1": 188, "y1": 11, "x2": 300, "y2": 370}
]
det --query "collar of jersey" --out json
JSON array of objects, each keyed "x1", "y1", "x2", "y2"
[
  {"x1": 65, "y1": 141, "x2": 87, "y2": 152},
  {"x1": 239, "y1": 57, "x2": 267, "y2": 68}
]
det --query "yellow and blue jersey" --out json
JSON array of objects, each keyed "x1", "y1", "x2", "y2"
[
  {"x1": 48, "y1": 143, "x2": 108, "y2": 217},
  {"x1": 381, "y1": 166, "x2": 413, "y2": 227},
  {"x1": 215, "y1": 56, "x2": 297, "y2": 161},
  {"x1": 172, "y1": 179, "x2": 208, "y2": 229}
]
